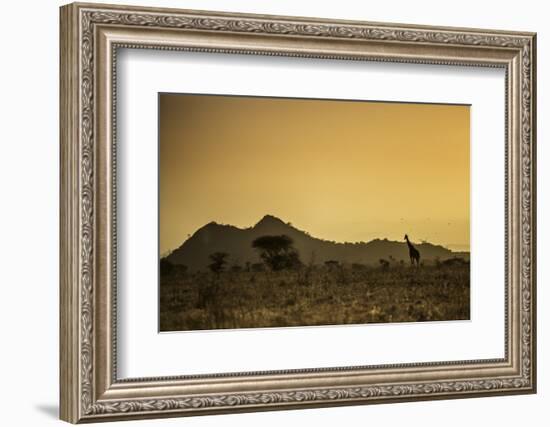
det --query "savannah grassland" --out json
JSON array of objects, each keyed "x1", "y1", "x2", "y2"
[{"x1": 159, "y1": 262, "x2": 470, "y2": 332}]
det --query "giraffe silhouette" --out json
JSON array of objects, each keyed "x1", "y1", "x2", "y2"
[{"x1": 404, "y1": 234, "x2": 420, "y2": 267}]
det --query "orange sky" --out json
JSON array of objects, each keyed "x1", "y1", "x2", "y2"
[{"x1": 159, "y1": 94, "x2": 470, "y2": 255}]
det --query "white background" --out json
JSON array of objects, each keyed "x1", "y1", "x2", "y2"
[
  {"x1": 117, "y1": 50, "x2": 505, "y2": 377},
  {"x1": 0, "y1": 0, "x2": 546, "y2": 426}
]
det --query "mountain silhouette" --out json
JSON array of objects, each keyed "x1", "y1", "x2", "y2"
[{"x1": 165, "y1": 214, "x2": 468, "y2": 271}]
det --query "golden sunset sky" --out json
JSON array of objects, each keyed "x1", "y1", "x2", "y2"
[{"x1": 159, "y1": 94, "x2": 470, "y2": 255}]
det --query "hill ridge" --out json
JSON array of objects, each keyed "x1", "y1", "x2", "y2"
[{"x1": 165, "y1": 215, "x2": 467, "y2": 271}]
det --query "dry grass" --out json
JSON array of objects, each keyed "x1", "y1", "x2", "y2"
[{"x1": 159, "y1": 263, "x2": 470, "y2": 331}]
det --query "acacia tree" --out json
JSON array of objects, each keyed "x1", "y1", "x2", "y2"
[
  {"x1": 209, "y1": 252, "x2": 228, "y2": 274},
  {"x1": 252, "y1": 235, "x2": 301, "y2": 271}
]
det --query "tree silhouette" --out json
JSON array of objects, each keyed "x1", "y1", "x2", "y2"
[
  {"x1": 379, "y1": 258, "x2": 390, "y2": 270},
  {"x1": 209, "y1": 252, "x2": 228, "y2": 274},
  {"x1": 252, "y1": 235, "x2": 301, "y2": 271}
]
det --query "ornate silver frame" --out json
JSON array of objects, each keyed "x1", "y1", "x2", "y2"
[{"x1": 60, "y1": 2, "x2": 536, "y2": 423}]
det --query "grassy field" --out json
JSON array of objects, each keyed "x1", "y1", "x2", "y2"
[{"x1": 160, "y1": 262, "x2": 470, "y2": 331}]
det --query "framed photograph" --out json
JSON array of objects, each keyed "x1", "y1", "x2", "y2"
[{"x1": 60, "y1": 2, "x2": 537, "y2": 423}]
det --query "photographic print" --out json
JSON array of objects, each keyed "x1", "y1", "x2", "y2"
[{"x1": 159, "y1": 93, "x2": 471, "y2": 332}]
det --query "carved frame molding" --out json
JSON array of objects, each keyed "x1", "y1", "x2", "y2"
[{"x1": 60, "y1": 2, "x2": 536, "y2": 423}]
